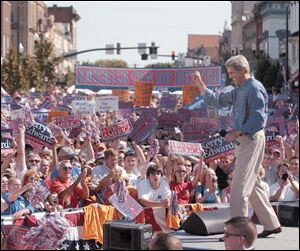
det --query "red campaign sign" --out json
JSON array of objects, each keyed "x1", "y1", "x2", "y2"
[
  {"x1": 100, "y1": 118, "x2": 133, "y2": 142},
  {"x1": 190, "y1": 117, "x2": 218, "y2": 129},
  {"x1": 76, "y1": 66, "x2": 221, "y2": 89},
  {"x1": 201, "y1": 135, "x2": 235, "y2": 162},
  {"x1": 52, "y1": 115, "x2": 81, "y2": 129},
  {"x1": 168, "y1": 140, "x2": 204, "y2": 157},
  {"x1": 2, "y1": 225, "x2": 30, "y2": 250}
]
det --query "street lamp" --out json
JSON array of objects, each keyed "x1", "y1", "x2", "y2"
[
  {"x1": 251, "y1": 42, "x2": 256, "y2": 58},
  {"x1": 18, "y1": 43, "x2": 24, "y2": 65}
]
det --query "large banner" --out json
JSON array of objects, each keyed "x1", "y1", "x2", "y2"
[{"x1": 76, "y1": 66, "x2": 221, "y2": 90}]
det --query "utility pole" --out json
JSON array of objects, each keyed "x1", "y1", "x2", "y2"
[{"x1": 285, "y1": 6, "x2": 289, "y2": 83}]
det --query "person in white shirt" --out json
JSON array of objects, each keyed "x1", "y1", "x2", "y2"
[
  {"x1": 269, "y1": 163, "x2": 299, "y2": 202},
  {"x1": 91, "y1": 148, "x2": 126, "y2": 202},
  {"x1": 262, "y1": 148, "x2": 277, "y2": 187},
  {"x1": 137, "y1": 164, "x2": 171, "y2": 232}
]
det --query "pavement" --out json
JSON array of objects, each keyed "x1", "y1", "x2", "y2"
[{"x1": 171, "y1": 225, "x2": 299, "y2": 250}]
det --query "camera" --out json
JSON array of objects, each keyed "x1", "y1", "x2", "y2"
[{"x1": 281, "y1": 172, "x2": 289, "y2": 181}]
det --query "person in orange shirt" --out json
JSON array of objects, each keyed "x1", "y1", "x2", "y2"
[{"x1": 49, "y1": 160, "x2": 89, "y2": 208}]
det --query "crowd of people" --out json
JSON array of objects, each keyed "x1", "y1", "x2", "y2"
[{"x1": 1, "y1": 57, "x2": 299, "y2": 250}]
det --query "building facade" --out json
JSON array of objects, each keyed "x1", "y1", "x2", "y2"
[
  {"x1": 289, "y1": 1, "x2": 299, "y2": 85},
  {"x1": 48, "y1": 5, "x2": 80, "y2": 82},
  {"x1": 1, "y1": 1, "x2": 11, "y2": 60},
  {"x1": 10, "y1": 1, "x2": 48, "y2": 57},
  {"x1": 231, "y1": 1, "x2": 257, "y2": 55}
]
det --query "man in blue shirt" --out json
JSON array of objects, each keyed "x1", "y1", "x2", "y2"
[
  {"x1": 192, "y1": 55, "x2": 281, "y2": 238},
  {"x1": 2, "y1": 178, "x2": 34, "y2": 219}
]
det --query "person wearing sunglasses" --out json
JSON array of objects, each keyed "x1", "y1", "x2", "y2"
[
  {"x1": 49, "y1": 160, "x2": 89, "y2": 209},
  {"x1": 224, "y1": 217, "x2": 257, "y2": 250}
]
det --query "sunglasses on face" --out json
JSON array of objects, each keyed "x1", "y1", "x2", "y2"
[
  {"x1": 29, "y1": 159, "x2": 40, "y2": 163},
  {"x1": 62, "y1": 166, "x2": 72, "y2": 171}
]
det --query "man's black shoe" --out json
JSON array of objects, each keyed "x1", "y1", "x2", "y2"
[{"x1": 257, "y1": 226, "x2": 282, "y2": 238}]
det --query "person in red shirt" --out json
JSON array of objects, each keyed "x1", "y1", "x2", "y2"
[
  {"x1": 166, "y1": 156, "x2": 203, "y2": 204},
  {"x1": 49, "y1": 160, "x2": 89, "y2": 208}
]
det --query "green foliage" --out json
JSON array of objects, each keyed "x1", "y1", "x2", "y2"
[
  {"x1": 1, "y1": 48, "x2": 22, "y2": 95},
  {"x1": 255, "y1": 54, "x2": 284, "y2": 93},
  {"x1": 34, "y1": 34, "x2": 62, "y2": 85},
  {"x1": 94, "y1": 59, "x2": 128, "y2": 68},
  {"x1": 144, "y1": 63, "x2": 173, "y2": 68}
]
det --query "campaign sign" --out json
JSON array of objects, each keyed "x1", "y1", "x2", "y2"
[
  {"x1": 129, "y1": 115, "x2": 158, "y2": 144},
  {"x1": 52, "y1": 115, "x2": 81, "y2": 129},
  {"x1": 119, "y1": 101, "x2": 134, "y2": 109},
  {"x1": 168, "y1": 140, "x2": 204, "y2": 157},
  {"x1": 160, "y1": 95, "x2": 177, "y2": 110},
  {"x1": 26, "y1": 183, "x2": 51, "y2": 208},
  {"x1": 55, "y1": 104, "x2": 72, "y2": 113},
  {"x1": 25, "y1": 121, "x2": 55, "y2": 149},
  {"x1": 2, "y1": 225, "x2": 30, "y2": 250},
  {"x1": 183, "y1": 123, "x2": 211, "y2": 143},
  {"x1": 71, "y1": 100, "x2": 95, "y2": 115},
  {"x1": 95, "y1": 96, "x2": 119, "y2": 112},
  {"x1": 38, "y1": 98, "x2": 52, "y2": 109},
  {"x1": 201, "y1": 135, "x2": 235, "y2": 162},
  {"x1": 134, "y1": 107, "x2": 158, "y2": 119},
  {"x1": 190, "y1": 117, "x2": 218, "y2": 129},
  {"x1": 158, "y1": 112, "x2": 185, "y2": 128},
  {"x1": 109, "y1": 193, "x2": 144, "y2": 220},
  {"x1": 100, "y1": 118, "x2": 133, "y2": 142},
  {"x1": 69, "y1": 120, "x2": 85, "y2": 138},
  {"x1": 116, "y1": 109, "x2": 134, "y2": 120},
  {"x1": 186, "y1": 96, "x2": 206, "y2": 110},
  {"x1": 265, "y1": 127, "x2": 278, "y2": 147},
  {"x1": 218, "y1": 116, "x2": 233, "y2": 130},
  {"x1": 1, "y1": 129, "x2": 13, "y2": 155},
  {"x1": 134, "y1": 81, "x2": 153, "y2": 107}
]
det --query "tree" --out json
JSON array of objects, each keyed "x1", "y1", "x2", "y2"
[
  {"x1": 20, "y1": 55, "x2": 41, "y2": 90},
  {"x1": 1, "y1": 48, "x2": 23, "y2": 94},
  {"x1": 144, "y1": 63, "x2": 173, "y2": 68},
  {"x1": 255, "y1": 54, "x2": 284, "y2": 93},
  {"x1": 34, "y1": 34, "x2": 62, "y2": 87},
  {"x1": 94, "y1": 59, "x2": 128, "y2": 68}
]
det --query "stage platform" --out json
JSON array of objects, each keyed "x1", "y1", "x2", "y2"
[{"x1": 171, "y1": 225, "x2": 299, "y2": 250}]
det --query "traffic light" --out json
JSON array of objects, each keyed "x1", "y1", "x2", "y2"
[
  {"x1": 141, "y1": 53, "x2": 148, "y2": 60},
  {"x1": 171, "y1": 51, "x2": 175, "y2": 60},
  {"x1": 149, "y1": 42, "x2": 157, "y2": 55},
  {"x1": 116, "y1": 42, "x2": 121, "y2": 54}
]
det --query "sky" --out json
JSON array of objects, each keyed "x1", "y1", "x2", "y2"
[{"x1": 45, "y1": 1, "x2": 231, "y2": 67}]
